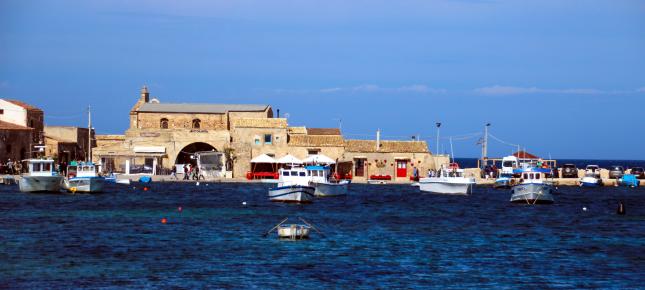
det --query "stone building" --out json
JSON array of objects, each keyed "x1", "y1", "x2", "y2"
[
  {"x1": 44, "y1": 126, "x2": 96, "y2": 163},
  {"x1": 0, "y1": 99, "x2": 45, "y2": 160},
  {"x1": 93, "y1": 86, "x2": 447, "y2": 180}
]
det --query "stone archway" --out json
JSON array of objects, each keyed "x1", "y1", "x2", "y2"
[{"x1": 175, "y1": 142, "x2": 218, "y2": 165}]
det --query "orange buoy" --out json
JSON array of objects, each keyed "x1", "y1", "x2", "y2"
[
  {"x1": 143, "y1": 187, "x2": 149, "y2": 191},
  {"x1": 161, "y1": 217, "x2": 167, "y2": 224}
]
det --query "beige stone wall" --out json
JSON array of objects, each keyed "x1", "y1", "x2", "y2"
[
  {"x1": 230, "y1": 126, "x2": 288, "y2": 177},
  {"x1": 343, "y1": 152, "x2": 437, "y2": 180},
  {"x1": 227, "y1": 110, "x2": 273, "y2": 129},
  {"x1": 135, "y1": 112, "x2": 227, "y2": 130}
]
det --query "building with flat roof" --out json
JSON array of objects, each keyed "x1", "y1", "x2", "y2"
[{"x1": 93, "y1": 86, "x2": 448, "y2": 180}]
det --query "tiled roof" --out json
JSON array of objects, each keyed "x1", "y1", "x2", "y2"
[
  {"x1": 0, "y1": 120, "x2": 33, "y2": 130},
  {"x1": 306, "y1": 128, "x2": 341, "y2": 135},
  {"x1": 288, "y1": 135, "x2": 345, "y2": 147},
  {"x1": 138, "y1": 103, "x2": 269, "y2": 114},
  {"x1": 345, "y1": 140, "x2": 429, "y2": 153},
  {"x1": 233, "y1": 118, "x2": 287, "y2": 129},
  {"x1": 7, "y1": 100, "x2": 42, "y2": 111},
  {"x1": 287, "y1": 126, "x2": 307, "y2": 135},
  {"x1": 513, "y1": 151, "x2": 540, "y2": 159}
]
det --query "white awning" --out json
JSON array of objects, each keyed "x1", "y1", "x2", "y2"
[
  {"x1": 303, "y1": 154, "x2": 336, "y2": 164},
  {"x1": 250, "y1": 153, "x2": 277, "y2": 163},
  {"x1": 133, "y1": 146, "x2": 166, "y2": 153},
  {"x1": 277, "y1": 154, "x2": 303, "y2": 164}
]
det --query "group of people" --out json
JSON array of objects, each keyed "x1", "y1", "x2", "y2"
[
  {"x1": 482, "y1": 165, "x2": 499, "y2": 179},
  {"x1": 170, "y1": 163, "x2": 202, "y2": 180},
  {"x1": 0, "y1": 159, "x2": 22, "y2": 175}
]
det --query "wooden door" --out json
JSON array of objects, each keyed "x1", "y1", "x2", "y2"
[
  {"x1": 396, "y1": 160, "x2": 407, "y2": 177},
  {"x1": 354, "y1": 158, "x2": 365, "y2": 177}
]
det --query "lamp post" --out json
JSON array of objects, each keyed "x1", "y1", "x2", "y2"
[
  {"x1": 435, "y1": 122, "x2": 441, "y2": 155},
  {"x1": 482, "y1": 122, "x2": 491, "y2": 167}
]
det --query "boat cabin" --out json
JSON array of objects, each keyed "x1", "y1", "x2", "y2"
[
  {"x1": 67, "y1": 161, "x2": 98, "y2": 178},
  {"x1": 279, "y1": 165, "x2": 331, "y2": 184},
  {"x1": 437, "y1": 163, "x2": 466, "y2": 178},
  {"x1": 514, "y1": 168, "x2": 551, "y2": 184},
  {"x1": 25, "y1": 159, "x2": 56, "y2": 177}
]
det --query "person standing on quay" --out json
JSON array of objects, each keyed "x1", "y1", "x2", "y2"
[{"x1": 183, "y1": 164, "x2": 189, "y2": 180}]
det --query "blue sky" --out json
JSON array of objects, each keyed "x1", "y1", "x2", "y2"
[{"x1": 1, "y1": 0, "x2": 644, "y2": 159}]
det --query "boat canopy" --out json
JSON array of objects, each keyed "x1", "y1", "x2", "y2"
[
  {"x1": 305, "y1": 165, "x2": 329, "y2": 170},
  {"x1": 251, "y1": 154, "x2": 277, "y2": 163},
  {"x1": 303, "y1": 154, "x2": 335, "y2": 164},
  {"x1": 277, "y1": 154, "x2": 303, "y2": 164}
]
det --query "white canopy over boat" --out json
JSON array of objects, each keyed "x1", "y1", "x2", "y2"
[
  {"x1": 251, "y1": 154, "x2": 277, "y2": 163},
  {"x1": 277, "y1": 154, "x2": 303, "y2": 164},
  {"x1": 303, "y1": 154, "x2": 335, "y2": 164}
]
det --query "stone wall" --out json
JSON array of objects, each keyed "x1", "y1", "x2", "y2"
[
  {"x1": 0, "y1": 129, "x2": 32, "y2": 162},
  {"x1": 135, "y1": 112, "x2": 228, "y2": 130}
]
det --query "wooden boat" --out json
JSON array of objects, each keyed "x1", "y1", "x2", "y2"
[
  {"x1": 63, "y1": 161, "x2": 105, "y2": 193},
  {"x1": 277, "y1": 224, "x2": 311, "y2": 239},
  {"x1": 510, "y1": 167, "x2": 554, "y2": 204},
  {"x1": 19, "y1": 159, "x2": 63, "y2": 193}
]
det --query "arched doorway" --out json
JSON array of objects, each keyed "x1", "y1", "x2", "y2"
[{"x1": 175, "y1": 142, "x2": 217, "y2": 165}]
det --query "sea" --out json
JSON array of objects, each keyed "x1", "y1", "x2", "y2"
[
  {"x1": 455, "y1": 158, "x2": 645, "y2": 169},
  {"x1": 1, "y1": 180, "x2": 644, "y2": 288}
]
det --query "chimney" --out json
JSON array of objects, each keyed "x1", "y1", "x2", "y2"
[
  {"x1": 140, "y1": 85, "x2": 150, "y2": 103},
  {"x1": 277, "y1": 109, "x2": 280, "y2": 118},
  {"x1": 376, "y1": 129, "x2": 381, "y2": 151}
]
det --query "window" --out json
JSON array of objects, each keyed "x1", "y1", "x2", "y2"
[
  {"x1": 535, "y1": 174, "x2": 540, "y2": 179},
  {"x1": 264, "y1": 134, "x2": 272, "y2": 144},
  {"x1": 160, "y1": 118, "x2": 169, "y2": 129},
  {"x1": 254, "y1": 138, "x2": 260, "y2": 145},
  {"x1": 308, "y1": 149, "x2": 320, "y2": 155},
  {"x1": 192, "y1": 119, "x2": 201, "y2": 129},
  {"x1": 283, "y1": 171, "x2": 290, "y2": 176},
  {"x1": 312, "y1": 170, "x2": 318, "y2": 177},
  {"x1": 0, "y1": 109, "x2": 3, "y2": 114},
  {"x1": 291, "y1": 171, "x2": 298, "y2": 176},
  {"x1": 33, "y1": 163, "x2": 41, "y2": 172},
  {"x1": 299, "y1": 172, "x2": 306, "y2": 177}
]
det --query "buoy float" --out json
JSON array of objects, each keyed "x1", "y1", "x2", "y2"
[
  {"x1": 161, "y1": 217, "x2": 167, "y2": 224},
  {"x1": 582, "y1": 207, "x2": 587, "y2": 211},
  {"x1": 242, "y1": 201, "x2": 247, "y2": 206},
  {"x1": 143, "y1": 186, "x2": 149, "y2": 191},
  {"x1": 70, "y1": 187, "x2": 77, "y2": 193},
  {"x1": 617, "y1": 201, "x2": 626, "y2": 215}
]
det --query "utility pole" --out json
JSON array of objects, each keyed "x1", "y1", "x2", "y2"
[{"x1": 88, "y1": 105, "x2": 92, "y2": 162}]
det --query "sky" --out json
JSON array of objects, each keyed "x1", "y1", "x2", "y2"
[{"x1": 1, "y1": 0, "x2": 644, "y2": 159}]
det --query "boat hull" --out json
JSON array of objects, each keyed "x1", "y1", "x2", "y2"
[
  {"x1": 580, "y1": 177, "x2": 602, "y2": 187},
  {"x1": 314, "y1": 181, "x2": 349, "y2": 197},
  {"x1": 268, "y1": 185, "x2": 315, "y2": 203},
  {"x1": 19, "y1": 176, "x2": 63, "y2": 193},
  {"x1": 277, "y1": 225, "x2": 311, "y2": 239},
  {"x1": 494, "y1": 178, "x2": 512, "y2": 189},
  {"x1": 419, "y1": 178, "x2": 474, "y2": 195},
  {"x1": 64, "y1": 177, "x2": 105, "y2": 193},
  {"x1": 510, "y1": 183, "x2": 554, "y2": 204}
]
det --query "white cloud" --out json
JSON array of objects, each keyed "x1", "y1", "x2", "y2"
[
  {"x1": 474, "y1": 85, "x2": 628, "y2": 96},
  {"x1": 318, "y1": 84, "x2": 446, "y2": 94}
]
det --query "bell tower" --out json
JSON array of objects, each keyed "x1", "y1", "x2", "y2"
[{"x1": 130, "y1": 85, "x2": 150, "y2": 129}]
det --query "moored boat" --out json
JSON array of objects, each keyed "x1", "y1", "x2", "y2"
[
  {"x1": 494, "y1": 176, "x2": 514, "y2": 189},
  {"x1": 510, "y1": 167, "x2": 554, "y2": 204},
  {"x1": 306, "y1": 165, "x2": 349, "y2": 197},
  {"x1": 18, "y1": 159, "x2": 63, "y2": 193},
  {"x1": 63, "y1": 161, "x2": 105, "y2": 193},
  {"x1": 579, "y1": 165, "x2": 602, "y2": 187},
  {"x1": 419, "y1": 163, "x2": 475, "y2": 195},
  {"x1": 617, "y1": 174, "x2": 640, "y2": 187},
  {"x1": 277, "y1": 224, "x2": 311, "y2": 239},
  {"x1": 268, "y1": 167, "x2": 315, "y2": 203}
]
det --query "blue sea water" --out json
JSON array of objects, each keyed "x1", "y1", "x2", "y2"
[
  {"x1": 0, "y1": 182, "x2": 644, "y2": 289},
  {"x1": 455, "y1": 158, "x2": 645, "y2": 169}
]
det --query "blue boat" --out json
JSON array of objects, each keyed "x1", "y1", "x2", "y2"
[{"x1": 617, "y1": 174, "x2": 640, "y2": 187}]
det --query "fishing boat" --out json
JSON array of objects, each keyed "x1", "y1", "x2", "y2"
[
  {"x1": 306, "y1": 165, "x2": 349, "y2": 197},
  {"x1": 277, "y1": 224, "x2": 311, "y2": 239},
  {"x1": 510, "y1": 167, "x2": 554, "y2": 204},
  {"x1": 63, "y1": 161, "x2": 105, "y2": 193},
  {"x1": 268, "y1": 167, "x2": 315, "y2": 203},
  {"x1": 493, "y1": 176, "x2": 514, "y2": 189},
  {"x1": 579, "y1": 165, "x2": 602, "y2": 187},
  {"x1": 617, "y1": 174, "x2": 640, "y2": 187},
  {"x1": 494, "y1": 156, "x2": 519, "y2": 188},
  {"x1": 18, "y1": 159, "x2": 63, "y2": 193},
  {"x1": 418, "y1": 163, "x2": 475, "y2": 195},
  {"x1": 105, "y1": 174, "x2": 131, "y2": 185}
]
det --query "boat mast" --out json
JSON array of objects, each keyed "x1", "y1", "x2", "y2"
[
  {"x1": 449, "y1": 136, "x2": 454, "y2": 164},
  {"x1": 87, "y1": 105, "x2": 92, "y2": 162}
]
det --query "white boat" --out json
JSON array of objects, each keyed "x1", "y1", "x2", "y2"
[
  {"x1": 579, "y1": 165, "x2": 602, "y2": 187},
  {"x1": 510, "y1": 168, "x2": 554, "y2": 204},
  {"x1": 419, "y1": 163, "x2": 475, "y2": 195},
  {"x1": 268, "y1": 167, "x2": 315, "y2": 203},
  {"x1": 105, "y1": 173, "x2": 131, "y2": 185},
  {"x1": 277, "y1": 224, "x2": 311, "y2": 239},
  {"x1": 63, "y1": 161, "x2": 105, "y2": 193},
  {"x1": 18, "y1": 159, "x2": 63, "y2": 193},
  {"x1": 306, "y1": 165, "x2": 349, "y2": 197}
]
